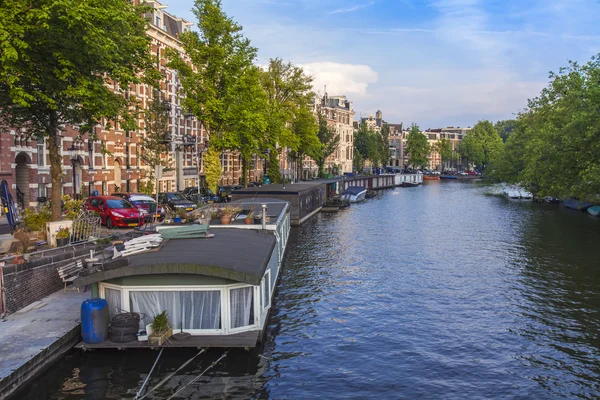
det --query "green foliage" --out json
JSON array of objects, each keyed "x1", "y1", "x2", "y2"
[
  {"x1": 267, "y1": 150, "x2": 282, "y2": 184},
  {"x1": 138, "y1": 180, "x2": 154, "y2": 196},
  {"x1": 494, "y1": 119, "x2": 519, "y2": 142},
  {"x1": 405, "y1": 123, "x2": 430, "y2": 169},
  {"x1": 151, "y1": 311, "x2": 170, "y2": 335},
  {"x1": 291, "y1": 106, "x2": 322, "y2": 178},
  {"x1": 491, "y1": 56, "x2": 600, "y2": 200},
  {"x1": 458, "y1": 133, "x2": 484, "y2": 169},
  {"x1": 141, "y1": 93, "x2": 171, "y2": 188},
  {"x1": 471, "y1": 120, "x2": 503, "y2": 171},
  {"x1": 168, "y1": 0, "x2": 260, "y2": 152},
  {"x1": 316, "y1": 113, "x2": 340, "y2": 176},
  {"x1": 433, "y1": 138, "x2": 453, "y2": 172},
  {"x1": 23, "y1": 206, "x2": 52, "y2": 232},
  {"x1": 0, "y1": 0, "x2": 158, "y2": 221},
  {"x1": 204, "y1": 147, "x2": 222, "y2": 194},
  {"x1": 56, "y1": 227, "x2": 70, "y2": 240},
  {"x1": 61, "y1": 195, "x2": 84, "y2": 220},
  {"x1": 354, "y1": 123, "x2": 382, "y2": 170}
]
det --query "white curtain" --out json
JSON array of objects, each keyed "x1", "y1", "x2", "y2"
[
  {"x1": 129, "y1": 291, "x2": 221, "y2": 331},
  {"x1": 230, "y1": 287, "x2": 254, "y2": 329},
  {"x1": 104, "y1": 288, "x2": 122, "y2": 320}
]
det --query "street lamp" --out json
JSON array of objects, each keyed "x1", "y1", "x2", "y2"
[
  {"x1": 68, "y1": 144, "x2": 78, "y2": 199},
  {"x1": 198, "y1": 140, "x2": 208, "y2": 188}
]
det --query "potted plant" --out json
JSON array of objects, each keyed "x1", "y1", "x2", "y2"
[
  {"x1": 173, "y1": 209, "x2": 188, "y2": 224},
  {"x1": 148, "y1": 311, "x2": 172, "y2": 346},
  {"x1": 244, "y1": 208, "x2": 255, "y2": 225},
  {"x1": 56, "y1": 227, "x2": 70, "y2": 247},
  {"x1": 219, "y1": 204, "x2": 240, "y2": 225}
]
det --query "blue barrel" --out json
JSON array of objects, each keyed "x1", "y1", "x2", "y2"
[{"x1": 81, "y1": 299, "x2": 109, "y2": 344}]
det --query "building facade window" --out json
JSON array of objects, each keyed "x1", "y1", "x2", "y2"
[
  {"x1": 38, "y1": 183, "x2": 47, "y2": 198},
  {"x1": 37, "y1": 139, "x2": 45, "y2": 167},
  {"x1": 88, "y1": 140, "x2": 94, "y2": 169}
]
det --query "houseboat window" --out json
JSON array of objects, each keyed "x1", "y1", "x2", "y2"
[
  {"x1": 263, "y1": 272, "x2": 271, "y2": 309},
  {"x1": 104, "y1": 288, "x2": 122, "y2": 320},
  {"x1": 230, "y1": 287, "x2": 254, "y2": 328},
  {"x1": 130, "y1": 290, "x2": 221, "y2": 330}
]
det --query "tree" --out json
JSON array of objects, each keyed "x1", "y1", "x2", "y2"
[
  {"x1": 204, "y1": 147, "x2": 221, "y2": 194},
  {"x1": 354, "y1": 122, "x2": 381, "y2": 171},
  {"x1": 494, "y1": 119, "x2": 518, "y2": 142},
  {"x1": 471, "y1": 120, "x2": 503, "y2": 171},
  {"x1": 291, "y1": 106, "x2": 321, "y2": 180},
  {"x1": 168, "y1": 0, "x2": 261, "y2": 187},
  {"x1": 458, "y1": 133, "x2": 483, "y2": 170},
  {"x1": 378, "y1": 124, "x2": 391, "y2": 168},
  {"x1": 267, "y1": 150, "x2": 281, "y2": 184},
  {"x1": 405, "y1": 123, "x2": 430, "y2": 169},
  {"x1": 140, "y1": 93, "x2": 171, "y2": 194},
  {"x1": 316, "y1": 113, "x2": 339, "y2": 177},
  {"x1": 433, "y1": 138, "x2": 453, "y2": 172},
  {"x1": 0, "y1": 0, "x2": 157, "y2": 220},
  {"x1": 491, "y1": 56, "x2": 600, "y2": 200}
]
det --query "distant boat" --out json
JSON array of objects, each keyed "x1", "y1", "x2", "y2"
[
  {"x1": 341, "y1": 186, "x2": 367, "y2": 203},
  {"x1": 519, "y1": 189, "x2": 533, "y2": 199},
  {"x1": 587, "y1": 206, "x2": 600, "y2": 216},
  {"x1": 543, "y1": 196, "x2": 560, "y2": 204},
  {"x1": 365, "y1": 189, "x2": 377, "y2": 199},
  {"x1": 563, "y1": 199, "x2": 593, "y2": 211},
  {"x1": 401, "y1": 181, "x2": 419, "y2": 187},
  {"x1": 503, "y1": 185, "x2": 532, "y2": 200},
  {"x1": 503, "y1": 186, "x2": 521, "y2": 199},
  {"x1": 423, "y1": 175, "x2": 440, "y2": 180},
  {"x1": 440, "y1": 175, "x2": 457, "y2": 180}
]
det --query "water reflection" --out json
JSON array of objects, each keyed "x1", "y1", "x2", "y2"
[{"x1": 17, "y1": 181, "x2": 600, "y2": 399}]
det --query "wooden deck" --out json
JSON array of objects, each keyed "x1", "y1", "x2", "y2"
[{"x1": 75, "y1": 331, "x2": 260, "y2": 350}]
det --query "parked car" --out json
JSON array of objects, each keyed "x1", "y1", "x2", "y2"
[
  {"x1": 111, "y1": 193, "x2": 165, "y2": 221},
  {"x1": 467, "y1": 171, "x2": 478, "y2": 175},
  {"x1": 181, "y1": 186, "x2": 219, "y2": 203},
  {"x1": 217, "y1": 185, "x2": 241, "y2": 202},
  {"x1": 459, "y1": 172, "x2": 469, "y2": 176},
  {"x1": 158, "y1": 192, "x2": 197, "y2": 212},
  {"x1": 85, "y1": 196, "x2": 144, "y2": 228}
]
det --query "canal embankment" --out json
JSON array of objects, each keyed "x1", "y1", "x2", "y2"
[{"x1": 0, "y1": 289, "x2": 88, "y2": 399}]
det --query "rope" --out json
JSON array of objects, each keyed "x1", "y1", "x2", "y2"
[
  {"x1": 166, "y1": 350, "x2": 229, "y2": 400},
  {"x1": 139, "y1": 348, "x2": 206, "y2": 399},
  {"x1": 134, "y1": 348, "x2": 163, "y2": 400}
]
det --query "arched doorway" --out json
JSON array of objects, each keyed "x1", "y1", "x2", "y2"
[
  {"x1": 114, "y1": 160, "x2": 122, "y2": 193},
  {"x1": 15, "y1": 152, "x2": 31, "y2": 208}
]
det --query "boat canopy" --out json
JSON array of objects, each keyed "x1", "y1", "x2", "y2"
[{"x1": 342, "y1": 186, "x2": 366, "y2": 195}]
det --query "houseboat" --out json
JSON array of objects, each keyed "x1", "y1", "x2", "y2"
[
  {"x1": 341, "y1": 186, "x2": 367, "y2": 203},
  {"x1": 74, "y1": 200, "x2": 290, "y2": 349}
]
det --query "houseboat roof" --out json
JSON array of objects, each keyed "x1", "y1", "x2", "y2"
[
  {"x1": 234, "y1": 179, "x2": 342, "y2": 195},
  {"x1": 74, "y1": 229, "x2": 277, "y2": 288}
]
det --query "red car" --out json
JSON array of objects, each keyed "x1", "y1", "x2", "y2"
[
  {"x1": 111, "y1": 193, "x2": 165, "y2": 221},
  {"x1": 85, "y1": 196, "x2": 144, "y2": 228}
]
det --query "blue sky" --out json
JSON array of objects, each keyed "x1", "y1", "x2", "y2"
[{"x1": 167, "y1": 0, "x2": 600, "y2": 128}]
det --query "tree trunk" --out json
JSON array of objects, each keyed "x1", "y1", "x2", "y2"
[
  {"x1": 47, "y1": 112, "x2": 63, "y2": 221},
  {"x1": 241, "y1": 155, "x2": 249, "y2": 188}
]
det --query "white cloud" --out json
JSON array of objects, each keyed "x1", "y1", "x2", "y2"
[
  {"x1": 301, "y1": 62, "x2": 378, "y2": 97},
  {"x1": 329, "y1": 1, "x2": 376, "y2": 15}
]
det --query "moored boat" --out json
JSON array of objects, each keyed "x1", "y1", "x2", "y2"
[
  {"x1": 423, "y1": 175, "x2": 440, "y2": 180},
  {"x1": 341, "y1": 186, "x2": 367, "y2": 203},
  {"x1": 401, "y1": 181, "x2": 419, "y2": 187},
  {"x1": 440, "y1": 175, "x2": 457, "y2": 180},
  {"x1": 563, "y1": 198, "x2": 593, "y2": 211},
  {"x1": 587, "y1": 206, "x2": 600, "y2": 216},
  {"x1": 503, "y1": 186, "x2": 521, "y2": 199}
]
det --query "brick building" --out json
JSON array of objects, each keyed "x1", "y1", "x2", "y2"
[{"x1": 314, "y1": 94, "x2": 355, "y2": 175}]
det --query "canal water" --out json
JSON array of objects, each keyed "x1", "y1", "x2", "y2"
[{"x1": 18, "y1": 181, "x2": 600, "y2": 399}]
